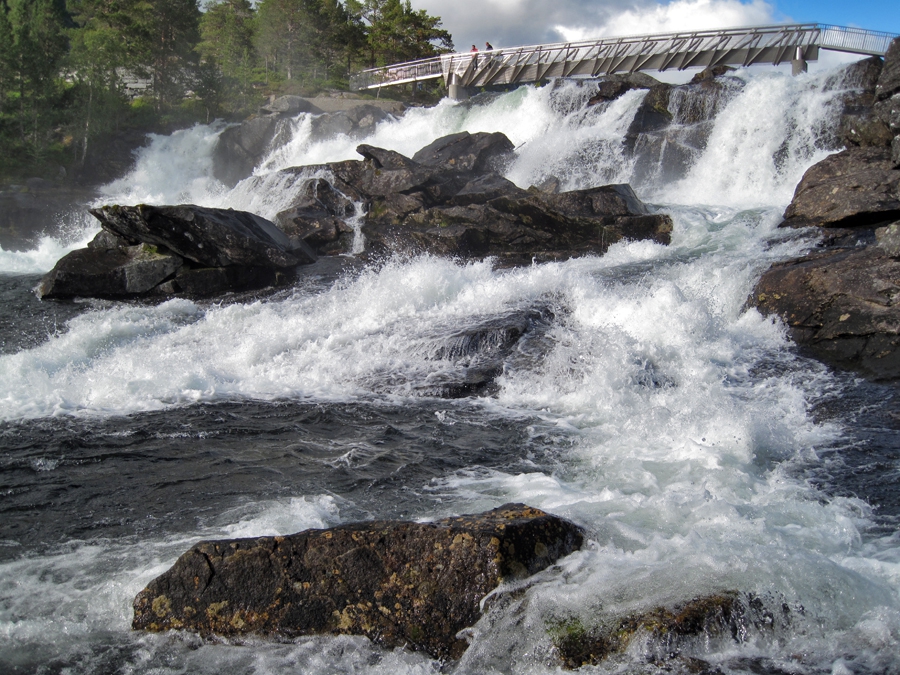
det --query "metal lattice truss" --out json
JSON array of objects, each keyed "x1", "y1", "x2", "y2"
[{"x1": 349, "y1": 23, "x2": 898, "y2": 91}]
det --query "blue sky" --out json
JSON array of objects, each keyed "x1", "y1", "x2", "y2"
[
  {"x1": 413, "y1": 0, "x2": 899, "y2": 56},
  {"x1": 771, "y1": 0, "x2": 899, "y2": 33}
]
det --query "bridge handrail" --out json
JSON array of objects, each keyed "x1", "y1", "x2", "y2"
[{"x1": 350, "y1": 23, "x2": 899, "y2": 91}]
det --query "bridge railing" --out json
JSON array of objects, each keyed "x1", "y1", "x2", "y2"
[
  {"x1": 817, "y1": 24, "x2": 898, "y2": 55},
  {"x1": 350, "y1": 23, "x2": 899, "y2": 91}
]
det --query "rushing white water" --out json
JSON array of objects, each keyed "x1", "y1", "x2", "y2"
[{"x1": 2, "y1": 66, "x2": 899, "y2": 675}]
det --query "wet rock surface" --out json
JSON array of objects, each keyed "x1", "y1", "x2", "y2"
[
  {"x1": 753, "y1": 45, "x2": 900, "y2": 380},
  {"x1": 781, "y1": 147, "x2": 900, "y2": 228},
  {"x1": 752, "y1": 242, "x2": 900, "y2": 379},
  {"x1": 38, "y1": 205, "x2": 314, "y2": 299},
  {"x1": 132, "y1": 504, "x2": 584, "y2": 660},
  {"x1": 274, "y1": 131, "x2": 672, "y2": 261},
  {"x1": 551, "y1": 592, "x2": 791, "y2": 671}
]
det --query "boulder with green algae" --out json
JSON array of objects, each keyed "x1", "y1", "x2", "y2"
[
  {"x1": 551, "y1": 593, "x2": 757, "y2": 669},
  {"x1": 132, "y1": 504, "x2": 583, "y2": 660}
]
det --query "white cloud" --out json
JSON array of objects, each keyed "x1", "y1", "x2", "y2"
[
  {"x1": 412, "y1": 0, "x2": 783, "y2": 52},
  {"x1": 554, "y1": 0, "x2": 778, "y2": 43}
]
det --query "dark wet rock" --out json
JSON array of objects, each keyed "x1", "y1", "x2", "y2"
[
  {"x1": 587, "y1": 79, "x2": 642, "y2": 105},
  {"x1": 531, "y1": 175, "x2": 562, "y2": 194},
  {"x1": 309, "y1": 104, "x2": 393, "y2": 141},
  {"x1": 363, "y1": 184, "x2": 672, "y2": 262},
  {"x1": 448, "y1": 173, "x2": 527, "y2": 206},
  {"x1": 877, "y1": 221, "x2": 900, "y2": 257},
  {"x1": 171, "y1": 264, "x2": 297, "y2": 297},
  {"x1": 551, "y1": 592, "x2": 792, "y2": 670},
  {"x1": 876, "y1": 37, "x2": 900, "y2": 101},
  {"x1": 411, "y1": 131, "x2": 515, "y2": 174},
  {"x1": 213, "y1": 116, "x2": 280, "y2": 187},
  {"x1": 414, "y1": 307, "x2": 553, "y2": 398},
  {"x1": 90, "y1": 204, "x2": 314, "y2": 269},
  {"x1": 87, "y1": 228, "x2": 131, "y2": 251},
  {"x1": 874, "y1": 94, "x2": 900, "y2": 134},
  {"x1": 689, "y1": 65, "x2": 737, "y2": 84},
  {"x1": 260, "y1": 95, "x2": 323, "y2": 116},
  {"x1": 274, "y1": 178, "x2": 357, "y2": 254},
  {"x1": 627, "y1": 85, "x2": 673, "y2": 135},
  {"x1": 752, "y1": 245, "x2": 900, "y2": 379},
  {"x1": 132, "y1": 504, "x2": 584, "y2": 660},
  {"x1": 36, "y1": 244, "x2": 183, "y2": 299},
  {"x1": 840, "y1": 109, "x2": 894, "y2": 147},
  {"x1": 38, "y1": 205, "x2": 316, "y2": 300},
  {"x1": 781, "y1": 147, "x2": 900, "y2": 228},
  {"x1": 828, "y1": 55, "x2": 883, "y2": 96}
]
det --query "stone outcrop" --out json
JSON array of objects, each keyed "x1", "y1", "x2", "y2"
[
  {"x1": 751, "y1": 45, "x2": 900, "y2": 379},
  {"x1": 781, "y1": 146, "x2": 900, "y2": 228},
  {"x1": 752, "y1": 240, "x2": 900, "y2": 379},
  {"x1": 273, "y1": 131, "x2": 672, "y2": 261},
  {"x1": 213, "y1": 99, "x2": 401, "y2": 187},
  {"x1": 37, "y1": 205, "x2": 315, "y2": 299},
  {"x1": 550, "y1": 592, "x2": 789, "y2": 670},
  {"x1": 132, "y1": 504, "x2": 584, "y2": 660}
]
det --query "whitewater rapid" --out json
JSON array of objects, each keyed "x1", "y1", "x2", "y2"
[{"x1": 1, "y1": 67, "x2": 899, "y2": 675}]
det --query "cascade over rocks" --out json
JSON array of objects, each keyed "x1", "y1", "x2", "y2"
[
  {"x1": 274, "y1": 132, "x2": 672, "y2": 261},
  {"x1": 213, "y1": 100, "x2": 401, "y2": 187},
  {"x1": 39, "y1": 131, "x2": 672, "y2": 301},
  {"x1": 132, "y1": 504, "x2": 584, "y2": 660},
  {"x1": 753, "y1": 58, "x2": 900, "y2": 378}
]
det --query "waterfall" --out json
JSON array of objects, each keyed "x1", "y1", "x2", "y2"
[{"x1": 1, "y1": 63, "x2": 898, "y2": 675}]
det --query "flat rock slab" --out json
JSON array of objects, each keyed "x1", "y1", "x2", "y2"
[
  {"x1": 752, "y1": 244, "x2": 900, "y2": 379},
  {"x1": 133, "y1": 504, "x2": 584, "y2": 659},
  {"x1": 782, "y1": 147, "x2": 900, "y2": 228},
  {"x1": 91, "y1": 204, "x2": 313, "y2": 269}
]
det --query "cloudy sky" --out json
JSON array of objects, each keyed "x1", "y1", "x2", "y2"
[{"x1": 411, "y1": 0, "x2": 900, "y2": 56}]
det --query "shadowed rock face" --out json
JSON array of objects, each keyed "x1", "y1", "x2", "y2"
[
  {"x1": 781, "y1": 147, "x2": 900, "y2": 229},
  {"x1": 37, "y1": 205, "x2": 316, "y2": 299},
  {"x1": 752, "y1": 242, "x2": 900, "y2": 379},
  {"x1": 90, "y1": 204, "x2": 313, "y2": 269},
  {"x1": 274, "y1": 134, "x2": 673, "y2": 261},
  {"x1": 132, "y1": 504, "x2": 584, "y2": 660}
]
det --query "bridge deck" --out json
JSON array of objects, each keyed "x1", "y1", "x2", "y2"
[{"x1": 350, "y1": 23, "x2": 898, "y2": 91}]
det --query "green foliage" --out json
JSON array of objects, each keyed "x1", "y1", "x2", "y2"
[{"x1": 0, "y1": 0, "x2": 453, "y2": 180}]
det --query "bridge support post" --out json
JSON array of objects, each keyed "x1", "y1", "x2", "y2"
[
  {"x1": 791, "y1": 46, "x2": 808, "y2": 76},
  {"x1": 447, "y1": 73, "x2": 470, "y2": 101},
  {"x1": 448, "y1": 83, "x2": 469, "y2": 101}
]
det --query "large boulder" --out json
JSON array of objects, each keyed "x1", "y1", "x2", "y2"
[
  {"x1": 90, "y1": 204, "x2": 314, "y2": 269},
  {"x1": 751, "y1": 242, "x2": 900, "y2": 379},
  {"x1": 132, "y1": 504, "x2": 584, "y2": 660},
  {"x1": 36, "y1": 242, "x2": 182, "y2": 299},
  {"x1": 274, "y1": 178, "x2": 358, "y2": 255},
  {"x1": 273, "y1": 135, "x2": 671, "y2": 261},
  {"x1": 411, "y1": 131, "x2": 515, "y2": 174},
  {"x1": 781, "y1": 147, "x2": 900, "y2": 228},
  {"x1": 363, "y1": 183, "x2": 672, "y2": 262},
  {"x1": 213, "y1": 116, "x2": 281, "y2": 187},
  {"x1": 259, "y1": 95, "x2": 323, "y2": 116},
  {"x1": 309, "y1": 104, "x2": 394, "y2": 142}
]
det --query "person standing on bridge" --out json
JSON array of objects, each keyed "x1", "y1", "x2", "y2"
[
  {"x1": 471, "y1": 44, "x2": 479, "y2": 67},
  {"x1": 485, "y1": 42, "x2": 493, "y2": 50}
]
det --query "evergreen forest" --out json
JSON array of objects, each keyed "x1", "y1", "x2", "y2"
[{"x1": 0, "y1": 0, "x2": 453, "y2": 180}]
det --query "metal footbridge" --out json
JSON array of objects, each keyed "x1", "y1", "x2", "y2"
[{"x1": 350, "y1": 23, "x2": 898, "y2": 99}]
